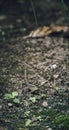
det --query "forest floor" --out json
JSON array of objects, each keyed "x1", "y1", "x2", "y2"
[
  {"x1": 0, "y1": 34, "x2": 69, "y2": 130},
  {"x1": 0, "y1": 1, "x2": 69, "y2": 130}
]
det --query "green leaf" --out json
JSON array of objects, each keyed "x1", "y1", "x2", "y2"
[
  {"x1": 13, "y1": 98, "x2": 20, "y2": 104},
  {"x1": 12, "y1": 91, "x2": 18, "y2": 97},
  {"x1": 30, "y1": 97, "x2": 36, "y2": 103},
  {"x1": 8, "y1": 103, "x2": 13, "y2": 106},
  {"x1": 20, "y1": 28, "x2": 27, "y2": 32},
  {"x1": 41, "y1": 93, "x2": 46, "y2": 97},
  {"x1": 24, "y1": 110, "x2": 30, "y2": 116},
  {"x1": 37, "y1": 116, "x2": 42, "y2": 121},
  {"x1": 5, "y1": 93, "x2": 14, "y2": 99},
  {"x1": 25, "y1": 119, "x2": 32, "y2": 127},
  {"x1": 55, "y1": 86, "x2": 63, "y2": 93}
]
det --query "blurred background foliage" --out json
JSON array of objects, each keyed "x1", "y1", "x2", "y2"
[{"x1": 0, "y1": 0, "x2": 69, "y2": 39}]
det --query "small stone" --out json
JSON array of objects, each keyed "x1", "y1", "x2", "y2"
[
  {"x1": 42, "y1": 101, "x2": 48, "y2": 107},
  {"x1": 53, "y1": 74, "x2": 59, "y2": 79},
  {"x1": 51, "y1": 64, "x2": 58, "y2": 70}
]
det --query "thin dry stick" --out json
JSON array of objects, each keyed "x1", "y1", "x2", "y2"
[{"x1": 24, "y1": 59, "x2": 29, "y2": 87}]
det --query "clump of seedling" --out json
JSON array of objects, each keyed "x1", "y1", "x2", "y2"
[{"x1": 5, "y1": 91, "x2": 20, "y2": 106}]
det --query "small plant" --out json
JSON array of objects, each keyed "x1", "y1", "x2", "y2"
[
  {"x1": 55, "y1": 86, "x2": 63, "y2": 93},
  {"x1": 25, "y1": 119, "x2": 32, "y2": 127},
  {"x1": 36, "y1": 116, "x2": 42, "y2": 121},
  {"x1": 5, "y1": 91, "x2": 20, "y2": 106},
  {"x1": 29, "y1": 96, "x2": 37, "y2": 103},
  {"x1": 52, "y1": 114, "x2": 69, "y2": 130}
]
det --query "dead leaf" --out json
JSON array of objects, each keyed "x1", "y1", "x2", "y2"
[{"x1": 23, "y1": 25, "x2": 69, "y2": 39}]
